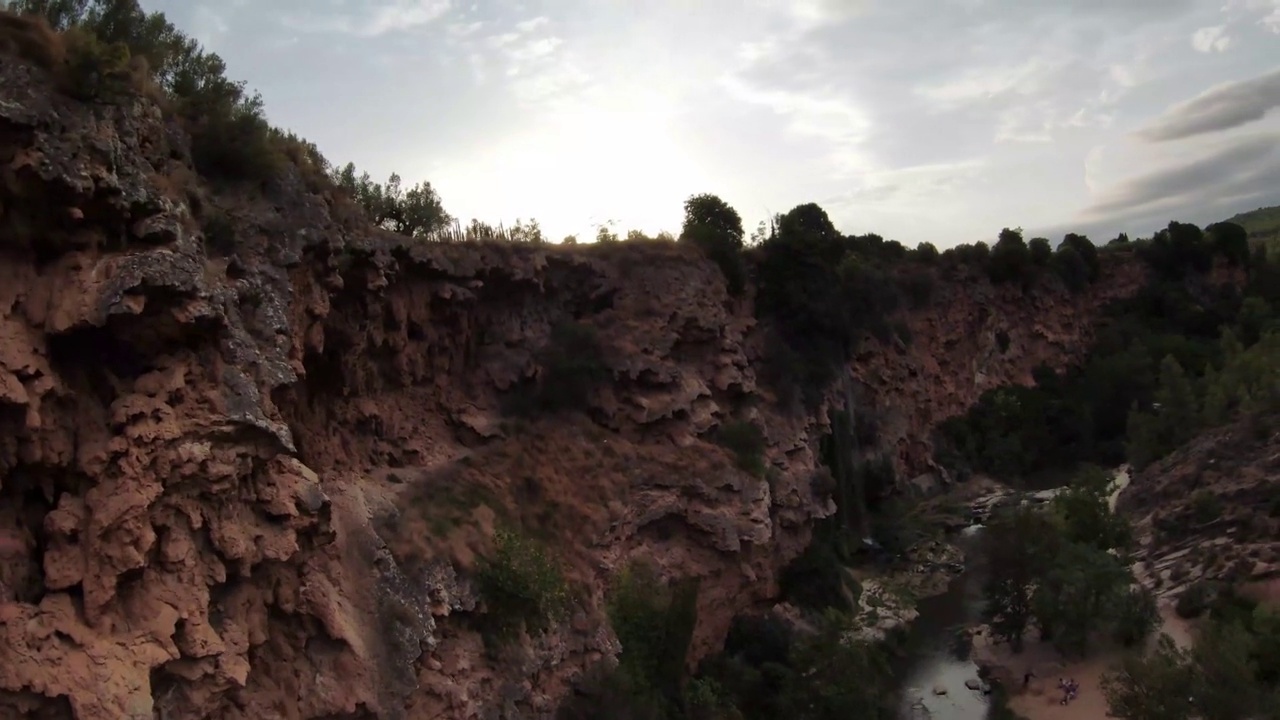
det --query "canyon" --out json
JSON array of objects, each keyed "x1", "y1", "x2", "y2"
[{"x1": 0, "y1": 51, "x2": 1155, "y2": 719}]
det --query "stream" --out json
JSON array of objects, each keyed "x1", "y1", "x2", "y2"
[
  {"x1": 892, "y1": 468, "x2": 1130, "y2": 719},
  {"x1": 895, "y1": 524, "x2": 992, "y2": 720}
]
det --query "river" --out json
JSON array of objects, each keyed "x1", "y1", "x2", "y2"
[{"x1": 895, "y1": 524, "x2": 994, "y2": 720}]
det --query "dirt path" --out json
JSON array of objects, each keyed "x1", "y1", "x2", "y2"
[{"x1": 998, "y1": 605, "x2": 1192, "y2": 720}]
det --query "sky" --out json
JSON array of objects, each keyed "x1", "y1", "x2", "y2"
[{"x1": 143, "y1": 0, "x2": 1280, "y2": 248}]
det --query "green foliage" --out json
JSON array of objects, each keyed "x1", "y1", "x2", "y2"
[
  {"x1": 753, "y1": 203, "x2": 903, "y2": 405},
  {"x1": 1049, "y1": 465, "x2": 1132, "y2": 553},
  {"x1": 715, "y1": 419, "x2": 766, "y2": 475},
  {"x1": 988, "y1": 227, "x2": 1032, "y2": 285},
  {"x1": 5, "y1": 0, "x2": 295, "y2": 181},
  {"x1": 680, "y1": 194, "x2": 747, "y2": 296},
  {"x1": 60, "y1": 24, "x2": 137, "y2": 101},
  {"x1": 911, "y1": 241, "x2": 939, "y2": 263},
  {"x1": 331, "y1": 163, "x2": 451, "y2": 238},
  {"x1": 936, "y1": 236, "x2": 1280, "y2": 482},
  {"x1": 474, "y1": 528, "x2": 569, "y2": 645},
  {"x1": 981, "y1": 505, "x2": 1061, "y2": 650},
  {"x1": 1106, "y1": 597, "x2": 1280, "y2": 720},
  {"x1": 1028, "y1": 237, "x2": 1053, "y2": 265},
  {"x1": 1207, "y1": 221, "x2": 1251, "y2": 266},
  {"x1": 607, "y1": 563, "x2": 701, "y2": 714},
  {"x1": 1101, "y1": 634, "x2": 1198, "y2": 720},
  {"x1": 1176, "y1": 581, "x2": 1215, "y2": 619},
  {"x1": 982, "y1": 466, "x2": 1142, "y2": 656},
  {"x1": 509, "y1": 321, "x2": 610, "y2": 415},
  {"x1": 1190, "y1": 489, "x2": 1223, "y2": 525},
  {"x1": 690, "y1": 611, "x2": 896, "y2": 720},
  {"x1": 1110, "y1": 586, "x2": 1159, "y2": 648}
]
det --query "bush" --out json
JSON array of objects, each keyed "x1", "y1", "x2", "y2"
[
  {"x1": 898, "y1": 268, "x2": 935, "y2": 309},
  {"x1": 715, "y1": 419, "x2": 766, "y2": 475},
  {"x1": 60, "y1": 24, "x2": 144, "y2": 100},
  {"x1": 1191, "y1": 489, "x2": 1223, "y2": 525},
  {"x1": 1112, "y1": 586, "x2": 1160, "y2": 647},
  {"x1": 1176, "y1": 581, "x2": 1215, "y2": 619},
  {"x1": 474, "y1": 528, "x2": 570, "y2": 645},
  {"x1": 607, "y1": 562, "x2": 700, "y2": 714},
  {"x1": 509, "y1": 321, "x2": 610, "y2": 415},
  {"x1": 7, "y1": 0, "x2": 288, "y2": 182}
]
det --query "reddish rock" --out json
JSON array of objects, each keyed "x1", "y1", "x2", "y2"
[{"x1": 0, "y1": 53, "x2": 1148, "y2": 719}]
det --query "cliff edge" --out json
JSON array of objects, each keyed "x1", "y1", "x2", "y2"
[{"x1": 0, "y1": 49, "x2": 1147, "y2": 719}]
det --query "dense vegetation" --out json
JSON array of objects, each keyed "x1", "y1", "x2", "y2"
[
  {"x1": 936, "y1": 220, "x2": 1280, "y2": 482},
  {"x1": 561, "y1": 598, "x2": 899, "y2": 720},
  {"x1": 981, "y1": 466, "x2": 1155, "y2": 657},
  {"x1": 1102, "y1": 586, "x2": 1280, "y2": 719}
]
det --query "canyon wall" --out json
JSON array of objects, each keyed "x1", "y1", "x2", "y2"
[{"x1": 0, "y1": 57, "x2": 1146, "y2": 719}]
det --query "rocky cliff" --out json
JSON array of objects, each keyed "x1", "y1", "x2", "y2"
[
  {"x1": 0, "y1": 55, "x2": 1148, "y2": 719},
  {"x1": 1123, "y1": 412, "x2": 1280, "y2": 604}
]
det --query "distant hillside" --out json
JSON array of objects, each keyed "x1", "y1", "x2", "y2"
[{"x1": 1227, "y1": 205, "x2": 1280, "y2": 249}]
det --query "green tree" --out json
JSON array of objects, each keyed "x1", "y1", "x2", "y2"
[
  {"x1": 332, "y1": 164, "x2": 451, "y2": 238},
  {"x1": 1191, "y1": 621, "x2": 1264, "y2": 720},
  {"x1": 608, "y1": 563, "x2": 700, "y2": 714},
  {"x1": 988, "y1": 227, "x2": 1032, "y2": 285},
  {"x1": 1050, "y1": 465, "x2": 1132, "y2": 553},
  {"x1": 597, "y1": 224, "x2": 621, "y2": 244},
  {"x1": 982, "y1": 506, "x2": 1061, "y2": 651},
  {"x1": 1126, "y1": 354, "x2": 1200, "y2": 469},
  {"x1": 510, "y1": 218, "x2": 546, "y2": 244},
  {"x1": 1102, "y1": 634, "x2": 1197, "y2": 720},
  {"x1": 1206, "y1": 221, "x2": 1250, "y2": 267},
  {"x1": 1032, "y1": 541, "x2": 1130, "y2": 657},
  {"x1": 680, "y1": 193, "x2": 747, "y2": 296},
  {"x1": 1028, "y1": 237, "x2": 1053, "y2": 266},
  {"x1": 779, "y1": 610, "x2": 895, "y2": 720}
]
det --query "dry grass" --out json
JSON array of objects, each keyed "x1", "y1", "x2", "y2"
[{"x1": 0, "y1": 11, "x2": 156, "y2": 103}]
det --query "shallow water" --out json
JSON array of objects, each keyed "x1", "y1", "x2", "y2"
[{"x1": 896, "y1": 525, "x2": 993, "y2": 720}]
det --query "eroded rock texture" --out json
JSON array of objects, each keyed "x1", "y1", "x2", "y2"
[{"x1": 0, "y1": 56, "x2": 1146, "y2": 718}]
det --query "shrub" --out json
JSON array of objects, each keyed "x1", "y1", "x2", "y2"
[
  {"x1": 0, "y1": 10, "x2": 65, "y2": 70},
  {"x1": 510, "y1": 321, "x2": 610, "y2": 415},
  {"x1": 1191, "y1": 489, "x2": 1223, "y2": 525},
  {"x1": 61, "y1": 24, "x2": 143, "y2": 101},
  {"x1": 1176, "y1": 581, "x2": 1215, "y2": 619},
  {"x1": 715, "y1": 419, "x2": 766, "y2": 475},
  {"x1": 1112, "y1": 586, "x2": 1160, "y2": 647},
  {"x1": 200, "y1": 210, "x2": 236, "y2": 257},
  {"x1": 607, "y1": 562, "x2": 700, "y2": 713},
  {"x1": 474, "y1": 528, "x2": 570, "y2": 645},
  {"x1": 899, "y1": 267, "x2": 935, "y2": 309}
]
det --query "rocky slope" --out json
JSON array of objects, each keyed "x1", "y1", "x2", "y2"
[
  {"x1": 0, "y1": 54, "x2": 1148, "y2": 719},
  {"x1": 1122, "y1": 412, "x2": 1280, "y2": 603}
]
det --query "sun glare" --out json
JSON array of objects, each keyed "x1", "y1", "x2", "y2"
[{"x1": 436, "y1": 89, "x2": 715, "y2": 241}]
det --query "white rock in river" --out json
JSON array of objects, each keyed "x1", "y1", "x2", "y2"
[
  {"x1": 965, "y1": 678, "x2": 982, "y2": 690},
  {"x1": 933, "y1": 684, "x2": 948, "y2": 695}
]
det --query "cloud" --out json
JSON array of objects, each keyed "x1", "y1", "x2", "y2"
[
  {"x1": 1225, "y1": 0, "x2": 1280, "y2": 32},
  {"x1": 1076, "y1": 132, "x2": 1280, "y2": 231},
  {"x1": 283, "y1": 0, "x2": 451, "y2": 37},
  {"x1": 1190, "y1": 25, "x2": 1231, "y2": 53},
  {"x1": 1136, "y1": 68, "x2": 1280, "y2": 142}
]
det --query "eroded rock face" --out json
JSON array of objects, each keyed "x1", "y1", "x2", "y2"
[
  {"x1": 1121, "y1": 413, "x2": 1280, "y2": 602},
  {"x1": 0, "y1": 56, "x2": 1146, "y2": 719}
]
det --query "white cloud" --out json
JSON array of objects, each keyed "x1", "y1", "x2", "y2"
[
  {"x1": 1190, "y1": 25, "x2": 1231, "y2": 52},
  {"x1": 719, "y1": 74, "x2": 874, "y2": 176},
  {"x1": 283, "y1": 0, "x2": 451, "y2": 37}
]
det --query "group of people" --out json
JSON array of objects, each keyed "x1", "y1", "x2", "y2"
[{"x1": 1057, "y1": 677, "x2": 1080, "y2": 705}]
